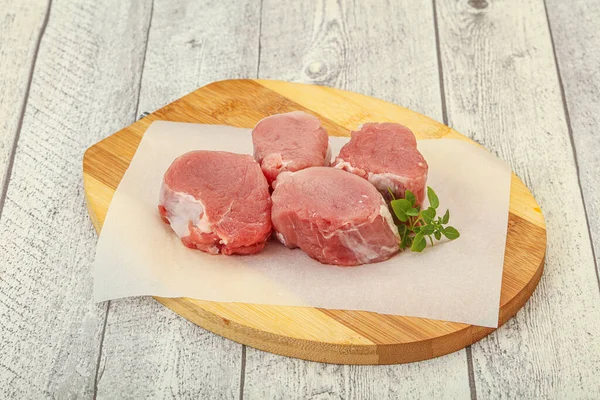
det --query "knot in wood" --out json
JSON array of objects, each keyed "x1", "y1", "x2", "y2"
[
  {"x1": 468, "y1": 0, "x2": 488, "y2": 9},
  {"x1": 304, "y1": 61, "x2": 328, "y2": 80}
]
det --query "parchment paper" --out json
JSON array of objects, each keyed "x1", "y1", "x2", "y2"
[{"x1": 93, "y1": 121, "x2": 511, "y2": 327}]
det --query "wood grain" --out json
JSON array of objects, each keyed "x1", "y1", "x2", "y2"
[
  {"x1": 546, "y1": 0, "x2": 600, "y2": 284},
  {"x1": 137, "y1": 0, "x2": 262, "y2": 115},
  {"x1": 259, "y1": 0, "x2": 442, "y2": 119},
  {"x1": 0, "y1": 0, "x2": 152, "y2": 398},
  {"x1": 250, "y1": 1, "x2": 468, "y2": 397},
  {"x1": 0, "y1": 0, "x2": 48, "y2": 199},
  {"x1": 83, "y1": 79, "x2": 546, "y2": 367},
  {"x1": 94, "y1": 1, "x2": 261, "y2": 398},
  {"x1": 436, "y1": 0, "x2": 600, "y2": 397}
]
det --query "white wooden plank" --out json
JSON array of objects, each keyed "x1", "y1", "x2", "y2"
[
  {"x1": 96, "y1": 298, "x2": 242, "y2": 400},
  {"x1": 258, "y1": 0, "x2": 443, "y2": 120},
  {"x1": 95, "y1": 0, "x2": 261, "y2": 398},
  {"x1": 137, "y1": 0, "x2": 262, "y2": 114},
  {"x1": 245, "y1": 1, "x2": 472, "y2": 398},
  {"x1": 244, "y1": 357, "x2": 347, "y2": 400},
  {"x1": 0, "y1": 0, "x2": 48, "y2": 199},
  {"x1": 0, "y1": 0, "x2": 152, "y2": 398},
  {"x1": 435, "y1": 0, "x2": 600, "y2": 397},
  {"x1": 546, "y1": 0, "x2": 600, "y2": 279},
  {"x1": 245, "y1": 352, "x2": 471, "y2": 400}
]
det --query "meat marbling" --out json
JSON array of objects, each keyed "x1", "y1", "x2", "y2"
[
  {"x1": 159, "y1": 151, "x2": 272, "y2": 255},
  {"x1": 252, "y1": 111, "x2": 331, "y2": 186},
  {"x1": 271, "y1": 167, "x2": 400, "y2": 266},
  {"x1": 333, "y1": 123, "x2": 428, "y2": 205}
]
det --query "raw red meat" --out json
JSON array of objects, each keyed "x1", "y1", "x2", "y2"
[
  {"x1": 252, "y1": 111, "x2": 330, "y2": 186},
  {"x1": 159, "y1": 151, "x2": 272, "y2": 255},
  {"x1": 333, "y1": 123, "x2": 428, "y2": 205},
  {"x1": 271, "y1": 167, "x2": 400, "y2": 266}
]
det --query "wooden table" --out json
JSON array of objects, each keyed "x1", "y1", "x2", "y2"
[{"x1": 1, "y1": 0, "x2": 599, "y2": 398}]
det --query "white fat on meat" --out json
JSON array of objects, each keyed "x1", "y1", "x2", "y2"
[
  {"x1": 159, "y1": 186, "x2": 209, "y2": 238},
  {"x1": 329, "y1": 205, "x2": 400, "y2": 265}
]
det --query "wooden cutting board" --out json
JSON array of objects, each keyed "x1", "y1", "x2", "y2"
[{"x1": 83, "y1": 79, "x2": 546, "y2": 365}]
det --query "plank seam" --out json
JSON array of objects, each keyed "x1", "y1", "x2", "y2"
[
  {"x1": 93, "y1": 301, "x2": 111, "y2": 400},
  {"x1": 0, "y1": 0, "x2": 53, "y2": 224},
  {"x1": 543, "y1": 0, "x2": 600, "y2": 294},
  {"x1": 256, "y1": 0, "x2": 264, "y2": 78},
  {"x1": 133, "y1": 0, "x2": 155, "y2": 118},
  {"x1": 239, "y1": 345, "x2": 247, "y2": 400},
  {"x1": 433, "y1": 2, "x2": 477, "y2": 396},
  {"x1": 465, "y1": 346, "x2": 478, "y2": 400},
  {"x1": 93, "y1": 2, "x2": 154, "y2": 395},
  {"x1": 431, "y1": 0, "x2": 448, "y2": 126}
]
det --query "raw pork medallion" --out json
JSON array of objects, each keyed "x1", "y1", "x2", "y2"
[
  {"x1": 333, "y1": 123, "x2": 428, "y2": 205},
  {"x1": 252, "y1": 111, "x2": 330, "y2": 186},
  {"x1": 271, "y1": 167, "x2": 400, "y2": 266},
  {"x1": 159, "y1": 151, "x2": 272, "y2": 255}
]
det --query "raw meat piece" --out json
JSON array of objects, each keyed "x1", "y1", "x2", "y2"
[
  {"x1": 333, "y1": 123, "x2": 428, "y2": 205},
  {"x1": 252, "y1": 111, "x2": 331, "y2": 186},
  {"x1": 271, "y1": 167, "x2": 400, "y2": 266},
  {"x1": 159, "y1": 151, "x2": 272, "y2": 255}
]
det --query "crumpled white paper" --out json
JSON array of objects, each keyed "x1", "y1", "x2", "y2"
[{"x1": 93, "y1": 121, "x2": 511, "y2": 327}]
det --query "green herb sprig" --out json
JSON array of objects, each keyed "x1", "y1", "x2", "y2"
[{"x1": 389, "y1": 187, "x2": 459, "y2": 252}]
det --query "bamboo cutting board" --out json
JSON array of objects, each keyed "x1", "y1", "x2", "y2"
[{"x1": 83, "y1": 79, "x2": 546, "y2": 365}]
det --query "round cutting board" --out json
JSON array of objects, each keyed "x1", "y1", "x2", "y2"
[{"x1": 83, "y1": 79, "x2": 546, "y2": 365}]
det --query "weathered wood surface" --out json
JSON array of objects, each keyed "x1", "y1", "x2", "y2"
[
  {"x1": 95, "y1": 0, "x2": 260, "y2": 398},
  {"x1": 546, "y1": 0, "x2": 600, "y2": 283},
  {"x1": 0, "y1": 0, "x2": 48, "y2": 204},
  {"x1": 0, "y1": 0, "x2": 151, "y2": 398},
  {"x1": 1, "y1": 0, "x2": 600, "y2": 398},
  {"x1": 436, "y1": 0, "x2": 600, "y2": 397},
  {"x1": 258, "y1": 0, "x2": 443, "y2": 119},
  {"x1": 244, "y1": 352, "x2": 471, "y2": 400}
]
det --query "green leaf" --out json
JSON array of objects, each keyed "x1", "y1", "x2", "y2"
[
  {"x1": 412, "y1": 231, "x2": 424, "y2": 244},
  {"x1": 391, "y1": 199, "x2": 411, "y2": 212},
  {"x1": 412, "y1": 238, "x2": 426, "y2": 252},
  {"x1": 396, "y1": 209, "x2": 408, "y2": 222},
  {"x1": 421, "y1": 207, "x2": 436, "y2": 223},
  {"x1": 421, "y1": 224, "x2": 435, "y2": 235},
  {"x1": 413, "y1": 226, "x2": 421, "y2": 233},
  {"x1": 434, "y1": 230, "x2": 442, "y2": 240},
  {"x1": 411, "y1": 233, "x2": 427, "y2": 252},
  {"x1": 442, "y1": 209, "x2": 450, "y2": 224},
  {"x1": 405, "y1": 190, "x2": 416, "y2": 206},
  {"x1": 397, "y1": 224, "x2": 407, "y2": 237},
  {"x1": 391, "y1": 199, "x2": 411, "y2": 222},
  {"x1": 427, "y1": 187, "x2": 439, "y2": 209},
  {"x1": 443, "y1": 226, "x2": 460, "y2": 240},
  {"x1": 401, "y1": 234, "x2": 412, "y2": 249},
  {"x1": 406, "y1": 208, "x2": 419, "y2": 217},
  {"x1": 397, "y1": 225, "x2": 408, "y2": 249}
]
